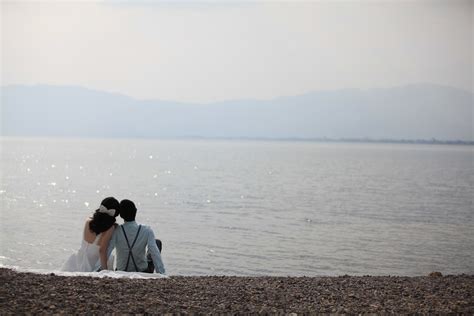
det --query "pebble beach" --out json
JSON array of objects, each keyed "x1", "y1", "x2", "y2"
[{"x1": 1, "y1": 268, "x2": 473, "y2": 314}]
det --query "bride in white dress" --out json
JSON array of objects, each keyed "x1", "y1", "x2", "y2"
[{"x1": 61, "y1": 197, "x2": 120, "y2": 272}]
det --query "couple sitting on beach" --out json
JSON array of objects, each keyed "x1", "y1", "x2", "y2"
[{"x1": 61, "y1": 197, "x2": 165, "y2": 274}]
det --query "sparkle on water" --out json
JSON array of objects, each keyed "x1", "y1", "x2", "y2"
[{"x1": 0, "y1": 138, "x2": 473, "y2": 276}]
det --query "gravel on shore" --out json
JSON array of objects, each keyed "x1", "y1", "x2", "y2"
[{"x1": 1, "y1": 268, "x2": 473, "y2": 314}]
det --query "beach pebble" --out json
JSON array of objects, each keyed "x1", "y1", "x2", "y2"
[{"x1": 0, "y1": 268, "x2": 473, "y2": 314}]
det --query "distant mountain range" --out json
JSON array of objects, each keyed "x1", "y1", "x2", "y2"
[{"x1": 1, "y1": 84, "x2": 472, "y2": 141}]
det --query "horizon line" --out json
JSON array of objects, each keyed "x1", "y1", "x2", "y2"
[{"x1": 1, "y1": 135, "x2": 472, "y2": 146}]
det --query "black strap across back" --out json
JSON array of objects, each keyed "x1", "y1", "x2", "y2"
[{"x1": 121, "y1": 225, "x2": 142, "y2": 272}]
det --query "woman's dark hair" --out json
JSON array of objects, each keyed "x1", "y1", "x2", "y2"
[{"x1": 89, "y1": 197, "x2": 120, "y2": 235}]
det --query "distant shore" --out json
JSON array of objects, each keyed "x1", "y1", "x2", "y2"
[
  {"x1": 2, "y1": 135, "x2": 473, "y2": 146},
  {"x1": 184, "y1": 136, "x2": 474, "y2": 146},
  {"x1": 1, "y1": 268, "x2": 473, "y2": 314}
]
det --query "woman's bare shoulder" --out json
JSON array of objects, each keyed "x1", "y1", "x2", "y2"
[{"x1": 105, "y1": 224, "x2": 117, "y2": 233}]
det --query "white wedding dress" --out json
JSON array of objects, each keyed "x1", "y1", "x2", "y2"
[{"x1": 61, "y1": 233, "x2": 113, "y2": 272}]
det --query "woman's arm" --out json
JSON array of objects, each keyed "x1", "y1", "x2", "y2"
[{"x1": 98, "y1": 225, "x2": 115, "y2": 270}]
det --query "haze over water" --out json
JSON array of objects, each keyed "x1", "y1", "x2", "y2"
[{"x1": 1, "y1": 137, "x2": 472, "y2": 276}]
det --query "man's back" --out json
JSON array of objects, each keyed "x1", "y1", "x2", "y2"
[{"x1": 113, "y1": 221, "x2": 165, "y2": 274}]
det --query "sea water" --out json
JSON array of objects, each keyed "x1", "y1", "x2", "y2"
[{"x1": 0, "y1": 137, "x2": 473, "y2": 276}]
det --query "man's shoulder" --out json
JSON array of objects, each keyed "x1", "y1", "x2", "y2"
[
  {"x1": 114, "y1": 222, "x2": 154, "y2": 234},
  {"x1": 111, "y1": 223, "x2": 123, "y2": 235},
  {"x1": 115, "y1": 223, "x2": 126, "y2": 229},
  {"x1": 138, "y1": 223, "x2": 154, "y2": 232}
]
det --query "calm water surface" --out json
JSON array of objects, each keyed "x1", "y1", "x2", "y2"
[{"x1": 0, "y1": 137, "x2": 473, "y2": 276}]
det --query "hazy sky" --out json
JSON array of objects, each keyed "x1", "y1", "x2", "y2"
[{"x1": 1, "y1": 0, "x2": 472, "y2": 102}]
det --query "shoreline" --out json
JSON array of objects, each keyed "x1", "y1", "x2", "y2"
[
  {"x1": 2, "y1": 135, "x2": 473, "y2": 146},
  {"x1": 1, "y1": 268, "x2": 473, "y2": 314}
]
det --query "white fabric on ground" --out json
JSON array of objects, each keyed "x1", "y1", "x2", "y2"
[{"x1": 1, "y1": 264, "x2": 168, "y2": 279}]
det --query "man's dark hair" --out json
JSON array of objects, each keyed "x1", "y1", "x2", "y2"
[{"x1": 120, "y1": 199, "x2": 137, "y2": 222}]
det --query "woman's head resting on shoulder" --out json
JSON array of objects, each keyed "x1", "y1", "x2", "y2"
[
  {"x1": 89, "y1": 197, "x2": 120, "y2": 234},
  {"x1": 99, "y1": 197, "x2": 120, "y2": 217}
]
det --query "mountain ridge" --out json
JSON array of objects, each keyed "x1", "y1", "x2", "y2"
[{"x1": 1, "y1": 83, "x2": 472, "y2": 141}]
